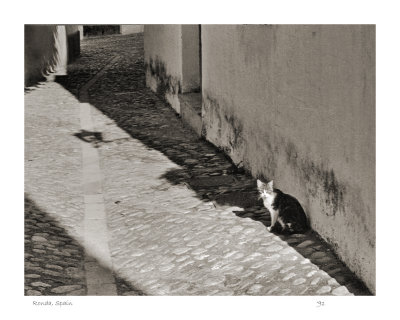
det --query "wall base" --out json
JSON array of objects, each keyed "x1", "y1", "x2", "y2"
[{"x1": 179, "y1": 93, "x2": 202, "y2": 137}]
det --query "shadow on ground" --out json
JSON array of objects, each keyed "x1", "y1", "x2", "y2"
[
  {"x1": 49, "y1": 33, "x2": 371, "y2": 295},
  {"x1": 24, "y1": 195, "x2": 145, "y2": 296},
  {"x1": 24, "y1": 81, "x2": 48, "y2": 93}
]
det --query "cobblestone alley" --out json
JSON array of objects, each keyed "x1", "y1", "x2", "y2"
[{"x1": 24, "y1": 33, "x2": 371, "y2": 296}]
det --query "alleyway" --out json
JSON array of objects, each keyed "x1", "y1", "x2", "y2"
[{"x1": 24, "y1": 33, "x2": 370, "y2": 296}]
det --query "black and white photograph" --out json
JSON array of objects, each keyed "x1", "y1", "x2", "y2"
[{"x1": 24, "y1": 23, "x2": 375, "y2": 297}]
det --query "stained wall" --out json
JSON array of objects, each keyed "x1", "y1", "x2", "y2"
[
  {"x1": 201, "y1": 25, "x2": 375, "y2": 293},
  {"x1": 25, "y1": 25, "x2": 81, "y2": 86},
  {"x1": 144, "y1": 24, "x2": 183, "y2": 112},
  {"x1": 120, "y1": 25, "x2": 144, "y2": 34},
  {"x1": 144, "y1": 25, "x2": 200, "y2": 113}
]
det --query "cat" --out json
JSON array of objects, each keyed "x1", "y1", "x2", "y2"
[{"x1": 257, "y1": 179, "x2": 309, "y2": 234}]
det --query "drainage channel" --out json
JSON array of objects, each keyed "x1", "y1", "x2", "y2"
[{"x1": 79, "y1": 55, "x2": 120, "y2": 295}]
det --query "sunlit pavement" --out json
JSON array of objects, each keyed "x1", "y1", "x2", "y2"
[{"x1": 24, "y1": 33, "x2": 371, "y2": 296}]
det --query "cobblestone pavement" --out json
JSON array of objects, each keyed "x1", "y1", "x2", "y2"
[
  {"x1": 25, "y1": 33, "x2": 371, "y2": 296},
  {"x1": 25, "y1": 80, "x2": 86, "y2": 295}
]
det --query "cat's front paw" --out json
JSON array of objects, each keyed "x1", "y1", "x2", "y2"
[{"x1": 267, "y1": 226, "x2": 272, "y2": 232}]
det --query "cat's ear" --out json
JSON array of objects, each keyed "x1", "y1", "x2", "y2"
[
  {"x1": 266, "y1": 180, "x2": 274, "y2": 191},
  {"x1": 257, "y1": 179, "x2": 265, "y2": 189}
]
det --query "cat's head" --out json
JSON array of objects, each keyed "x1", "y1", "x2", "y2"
[{"x1": 257, "y1": 179, "x2": 274, "y2": 200}]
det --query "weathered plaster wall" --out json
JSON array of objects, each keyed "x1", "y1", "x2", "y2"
[
  {"x1": 144, "y1": 25, "x2": 183, "y2": 113},
  {"x1": 144, "y1": 25, "x2": 201, "y2": 112},
  {"x1": 120, "y1": 25, "x2": 144, "y2": 34},
  {"x1": 25, "y1": 25, "x2": 81, "y2": 86},
  {"x1": 78, "y1": 25, "x2": 84, "y2": 40},
  {"x1": 25, "y1": 25, "x2": 58, "y2": 86},
  {"x1": 181, "y1": 25, "x2": 200, "y2": 93},
  {"x1": 65, "y1": 25, "x2": 81, "y2": 63},
  {"x1": 201, "y1": 25, "x2": 375, "y2": 293}
]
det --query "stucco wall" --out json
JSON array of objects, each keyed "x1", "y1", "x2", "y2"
[
  {"x1": 65, "y1": 25, "x2": 81, "y2": 63},
  {"x1": 25, "y1": 25, "x2": 80, "y2": 86},
  {"x1": 181, "y1": 25, "x2": 200, "y2": 93},
  {"x1": 144, "y1": 25, "x2": 183, "y2": 113},
  {"x1": 121, "y1": 25, "x2": 144, "y2": 34},
  {"x1": 25, "y1": 25, "x2": 57, "y2": 86},
  {"x1": 201, "y1": 25, "x2": 375, "y2": 293},
  {"x1": 78, "y1": 25, "x2": 84, "y2": 40},
  {"x1": 144, "y1": 25, "x2": 201, "y2": 112}
]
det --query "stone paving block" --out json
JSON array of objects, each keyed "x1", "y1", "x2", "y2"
[
  {"x1": 83, "y1": 180, "x2": 103, "y2": 195},
  {"x1": 84, "y1": 261, "x2": 116, "y2": 285},
  {"x1": 84, "y1": 194, "x2": 105, "y2": 204},
  {"x1": 86, "y1": 283, "x2": 118, "y2": 296},
  {"x1": 85, "y1": 202, "x2": 106, "y2": 220}
]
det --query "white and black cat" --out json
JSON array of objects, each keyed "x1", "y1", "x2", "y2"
[{"x1": 257, "y1": 179, "x2": 309, "y2": 234}]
